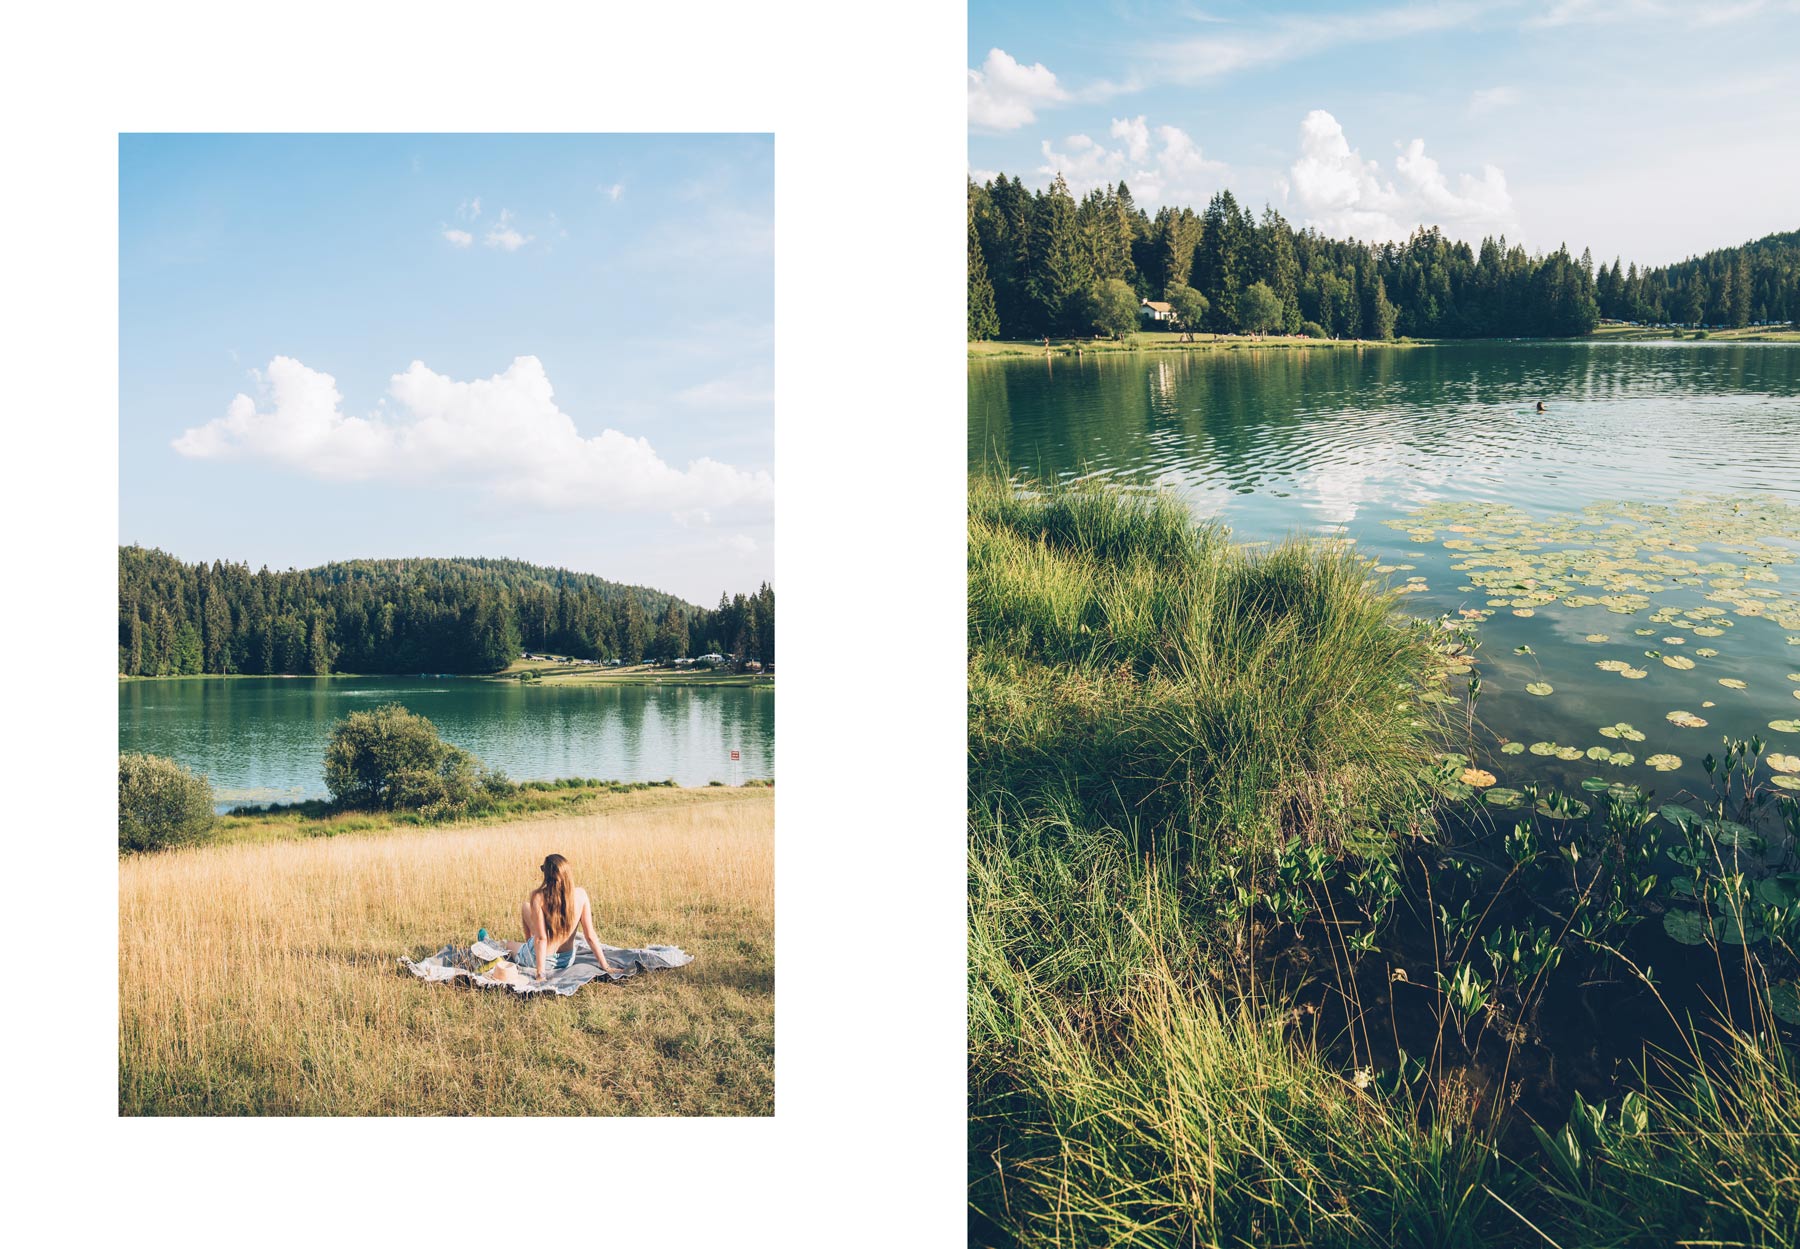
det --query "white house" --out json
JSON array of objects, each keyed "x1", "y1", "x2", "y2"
[{"x1": 1139, "y1": 299, "x2": 1174, "y2": 323}]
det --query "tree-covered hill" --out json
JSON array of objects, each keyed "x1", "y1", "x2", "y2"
[
  {"x1": 119, "y1": 546, "x2": 773, "y2": 676},
  {"x1": 968, "y1": 174, "x2": 1797, "y2": 342}
]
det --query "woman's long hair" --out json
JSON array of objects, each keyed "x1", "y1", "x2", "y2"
[{"x1": 535, "y1": 853, "x2": 574, "y2": 944}]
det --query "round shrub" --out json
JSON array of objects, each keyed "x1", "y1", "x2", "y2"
[
  {"x1": 119, "y1": 753, "x2": 214, "y2": 853},
  {"x1": 324, "y1": 702, "x2": 501, "y2": 819},
  {"x1": 1299, "y1": 320, "x2": 1328, "y2": 339}
]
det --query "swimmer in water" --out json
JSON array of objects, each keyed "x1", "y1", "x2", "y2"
[{"x1": 1536, "y1": 400, "x2": 1547, "y2": 412}]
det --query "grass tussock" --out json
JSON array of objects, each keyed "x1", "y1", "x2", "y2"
[
  {"x1": 970, "y1": 476, "x2": 1440, "y2": 864},
  {"x1": 120, "y1": 787, "x2": 772, "y2": 1116}
]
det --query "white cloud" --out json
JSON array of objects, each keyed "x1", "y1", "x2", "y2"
[
  {"x1": 1039, "y1": 117, "x2": 1226, "y2": 204},
  {"x1": 484, "y1": 208, "x2": 532, "y2": 251},
  {"x1": 602, "y1": 182, "x2": 624, "y2": 202},
  {"x1": 1141, "y1": 3, "x2": 1489, "y2": 86},
  {"x1": 1285, "y1": 109, "x2": 1517, "y2": 243},
  {"x1": 173, "y1": 355, "x2": 772, "y2": 514},
  {"x1": 457, "y1": 197, "x2": 481, "y2": 221},
  {"x1": 441, "y1": 227, "x2": 473, "y2": 248},
  {"x1": 968, "y1": 47, "x2": 1068, "y2": 130},
  {"x1": 1468, "y1": 85, "x2": 1518, "y2": 115},
  {"x1": 675, "y1": 367, "x2": 773, "y2": 410}
]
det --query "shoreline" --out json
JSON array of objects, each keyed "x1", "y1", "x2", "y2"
[
  {"x1": 120, "y1": 664, "x2": 773, "y2": 690},
  {"x1": 207, "y1": 780, "x2": 773, "y2": 849},
  {"x1": 971, "y1": 325, "x2": 1800, "y2": 358}
]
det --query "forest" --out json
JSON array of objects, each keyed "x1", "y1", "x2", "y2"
[
  {"x1": 968, "y1": 174, "x2": 1799, "y2": 342},
  {"x1": 118, "y1": 546, "x2": 775, "y2": 676}
]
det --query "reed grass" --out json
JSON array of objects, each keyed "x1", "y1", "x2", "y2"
[
  {"x1": 119, "y1": 787, "x2": 772, "y2": 1116},
  {"x1": 967, "y1": 479, "x2": 1800, "y2": 1247}
]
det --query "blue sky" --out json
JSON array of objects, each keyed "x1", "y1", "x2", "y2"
[
  {"x1": 121, "y1": 133, "x2": 772, "y2": 605},
  {"x1": 970, "y1": 1, "x2": 1800, "y2": 266}
]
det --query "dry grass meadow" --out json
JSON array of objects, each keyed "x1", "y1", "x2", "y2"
[{"x1": 119, "y1": 786, "x2": 773, "y2": 1116}]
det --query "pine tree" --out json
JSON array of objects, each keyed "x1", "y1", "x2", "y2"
[{"x1": 968, "y1": 187, "x2": 1001, "y2": 341}]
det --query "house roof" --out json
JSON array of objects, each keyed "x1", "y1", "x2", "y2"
[{"x1": 1141, "y1": 300, "x2": 1173, "y2": 312}]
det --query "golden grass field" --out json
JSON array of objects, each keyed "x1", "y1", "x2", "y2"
[{"x1": 119, "y1": 786, "x2": 773, "y2": 1116}]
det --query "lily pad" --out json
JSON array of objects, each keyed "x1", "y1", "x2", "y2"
[
  {"x1": 1770, "y1": 720, "x2": 1800, "y2": 734},
  {"x1": 1663, "y1": 909, "x2": 1708, "y2": 946},
  {"x1": 1584, "y1": 634, "x2": 1610, "y2": 643},
  {"x1": 1646, "y1": 754, "x2": 1682, "y2": 772},
  {"x1": 1718, "y1": 678, "x2": 1747, "y2": 690},
  {"x1": 1459, "y1": 767, "x2": 1497, "y2": 789},
  {"x1": 1773, "y1": 775, "x2": 1800, "y2": 792},
  {"x1": 1666, "y1": 711, "x2": 1709, "y2": 728},
  {"x1": 1483, "y1": 788, "x2": 1525, "y2": 809},
  {"x1": 1500, "y1": 741, "x2": 1526, "y2": 755},
  {"x1": 1660, "y1": 803, "x2": 1703, "y2": 833},
  {"x1": 1596, "y1": 660, "x2": 1630, "y2": 673},
  {"x1": 1768, "y1": 753, "x2": 1800, "y2": 773},
  {"x1": 1773, "y1": 983, "x2": 1800, "y2": 1027},
  {"x1": 1621, "y1": 667, "x2": 1648, "y2": 680},
  {"x1": 1662, "y1": 655, "x2": 1696, "y2": 670},
  {"x1": 1526, "y1": 682, "x2": 1554, "y2": 696}
]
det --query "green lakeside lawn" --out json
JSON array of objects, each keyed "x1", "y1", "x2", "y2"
[
  {"x1": 120, "y1": 660, "x2": 772, "y2": 688},
  {"x1": 970, "y1": 330, "x2": 1415, "y2": 357}
]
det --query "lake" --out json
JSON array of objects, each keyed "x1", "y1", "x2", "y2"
[
  {"x1": 119, "y1": 676, "x2": 775, "y2": 808},
  {"x1": 971, "y1": 342, "x2": 1800, "y2": 810}
]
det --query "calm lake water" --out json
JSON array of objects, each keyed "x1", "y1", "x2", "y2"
[
  {"x1": 971, "y1": 342, "x2": 1800, "y2": 806},
  {"x1": 120, "y1": 677, "x2": 775, "y2": 808}
]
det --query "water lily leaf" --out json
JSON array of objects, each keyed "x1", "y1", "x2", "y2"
[
  {"x1": 1586, "y1": 745, "x2": 1612, "y2": 761},
  {"x1": 1770, "y1": 720, "x2": 1800, "y2": 734},
  {"x1": 1529, "y1": 741, "x2": 1559, "y2": 756},
  {"x1": 1669, "y1": 877, "x2": 1696, "y2": 897},
  {"x1": 1759, "y1": 877, "x2": 1800, "y2": 906},
  {"x1": 1535, "y1": 796, "x2": 1589, "y2": 819},
  {"x1": 1621, "y1": 667, "x2": 1648, "y2": 679},
  {"x1": 1694, "y1": 647, "x2": 1719, "y2": 657},
  {"x1": 1596, "y1": 660, "x2": 1629, "y2": 673},
  {"x1": 1608, "y1": 751, "x2": 1635, "y2": 766},
  {"x1": 1718, "y1": 678, "x2": 1747, "y2": 690},
  {"x1": 1555, "y1": 746, "x2": 1585, "y2": 762},
  {"x1": 1526, "y1": 682, "x2": 1554, "y2": 696},
  {"x1": 1768, "y1": 753, "x2": 1800, "y2": 774},
  {"x1": 1662, "y1": 637, "x2": 1686, "y2": 645},
  {"x1": 1439, "y1": 780, "x2": 1476, "y2": 800},
  {"x1": 1459, "y1": 768, "x2": 1497, "y2": 789},
  {"x1": 1662, "y1": 655, "x2": 1696, "y2": 670},
  {"x1": 1580, "y1": 777, "x2": 1611, "y2": 792},
  {"x1": 1500, "y1": 741, "x2": 1526, "y2": 755},
  {"x1": 1483, "y1": 788, "x2": 1525, "y2": 809},
  {"x1": 1660, "y1": 804, "x2": 1703, "y2": 832},
  {"x1": 1773, "y1": 775, "x2": 1800, "y2": 792},
  {"x1": 1662, "y1": 909, "x2": 1708, "y2": 946},
  {"x1": 1584, "y1": 634, "x2": 1610, "y2": 643},
  {"x1": 1645, "y1": 754, "x2": 1682, "y2": 772},
  {"x1": 1514, "y1": 645, "x2": 1534, "y2": 655},
  {"x1": 1772, "y1": 983, "x2": 1800, "y2": 1027},
  {"x1": 1666, "y1": 711, "x2": 1709, "y2": 728},
  {"x1": 1704, "y1": 820, "x2": 1763, "y2": 851}
]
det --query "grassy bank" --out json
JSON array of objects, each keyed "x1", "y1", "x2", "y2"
[
  {"x1": 969, "y1": 331, "x2": 1418, "y2": 359},
  {"x1": 120, "y1": 786, "x2": 773, "y2": 1116},
  {"x1": 209, "y1": 779, "x2": 770, "y2": 848},
  {"x1": 967, "y1": 479, "x2": 1800, "y2": 1247},
  {"x1": 1586, "y1": 324, "x2": 1800, "y2": 343},
  {"x1": 486, "y1": 657, "x2": 772, "y2": 687}
]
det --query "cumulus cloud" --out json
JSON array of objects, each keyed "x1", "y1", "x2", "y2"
[
  {"x1": 968, "y1": 48, "x2": 1068, "y2": 130},
  {"x1": 1285, "y1": 109, "x2": 1516, "y2": 243},
  {"x1": 441, "y1": 227, "x2": 473, "y2": 247},
  {"x1": 484, "y1": 208, "x2": 532, "y2": 251},
  {"x1": 173, "y1": 355, "x2": 772, "y2": 514},
  {"x1": 602, "y1": 182, "x2": 624, "y2": 202},
  {"x1": 1039, "y1": 116, "x2": 1226, "y2": 204}
]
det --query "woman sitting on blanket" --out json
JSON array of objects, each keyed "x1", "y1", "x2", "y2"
[{"x1": 494, "y1": 853, "x2": 615, "y2": 981}]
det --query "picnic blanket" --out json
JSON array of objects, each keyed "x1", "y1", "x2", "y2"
[{"x1": 399, "y1": 936, "x2": 693, "y2": 996}]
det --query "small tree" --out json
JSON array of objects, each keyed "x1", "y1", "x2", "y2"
[
  {"x1": 1165, "y1": 283, "x2": 1209, "y2": 335},
  {"x1": 1238, "y1": 281, "x2": 1283, "y2": 338},
  {"x1": 119, "y1": 753, "x2": 214, "y2": 853},
  {"x1": 1085, "y1": 278, "x2": 1141, "y2": 339},
  {"x1": 323, "y1": 702, "x2": 501, "y2": 818}
]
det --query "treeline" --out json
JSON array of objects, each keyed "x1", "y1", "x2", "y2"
[
  {"x1": 118, "y1": 546, "x2": 775, "y2": 676},
  {"x1": 969, "y1": 175, "x2": 1798, "y2": 342},
  {"x1": 1594, "y1": 230, "x2": 1799, "y2": 327}
]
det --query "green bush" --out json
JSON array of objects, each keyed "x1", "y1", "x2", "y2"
[
  {"x1": 119, "y1": 753, "x2": 215, "y2": 853},
  {"x1": 1300, "y1": 319, "x2": 1328, "y2": 338},
  {"x1": 323, "y1": 703, "x2": 503, "y2": 819}
]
